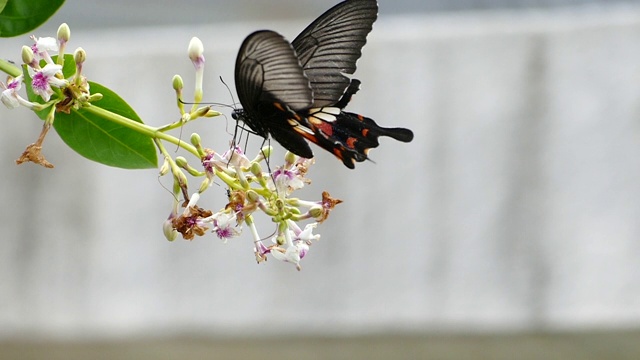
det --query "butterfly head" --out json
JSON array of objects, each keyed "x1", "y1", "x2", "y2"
[{"x1": 231, "y1": 108, "x2": 243, "y2": 121}]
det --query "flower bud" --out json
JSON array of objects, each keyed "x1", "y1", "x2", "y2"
[
  {"x1": 247, "y1": 190, "x2": 260, "y2": 203},
  {"x1": 74, "y1": 47, "x2": 86, "y2": 65},
  {"x1": 190, "y1": 133, "x2": 201, "y2": 147},
  {"x1": 205, "y1": 109, "x2": 221, "y2": 117},
  {"x1": 188, "y1": 37, "x2": 204, "y2": 66},
  {"x1": 284, "y1": 151, "x2": 296, "y2": 166},
  {"x1": 88, "y1": 93, "x2": 103, "y2": 102},
  {"x1": 159, "y1": 158, "x2": 170, "y2": 176},
  {"x1": 237, "y1": 169, "x2": 249, "y2": 189},
  {"x1": 175, "y1": 156, "x2": 188, "y2": 168},
  {"x1": 21, "y1": 46, "x2": 34, "y2": 66},
  {"x1": 175, "y1": 169, "x2": 188, "y2": 188},
  {"x1": 57, "y1": 23, "x2": 71, "y2": 43},
  {"x1": 309, "y1": 205, "x2": 324, "y2": 220},
  {"x1": 194, "y1": 106, "x2": 210, "y2": 117},
  {"x1": 172, "y1": 75, "x2": 184, "y2": 91},
  {"x1": 163, "y1": 219, "x2": 178, "y2": 241},
  {"x1": 198, "y1": 177, "x2": 211, "y2": 193},
  {"x1": 188, "y1": 37, "x2": 205, "y2": 105},
  {"x1": 250, "y1": 162, "x2": 262, "y2": 177}
]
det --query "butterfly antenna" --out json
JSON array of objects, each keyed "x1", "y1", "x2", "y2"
[
  {"x1": 253, "y1": 225, "x2": 279, "y2": 243},
  {"x1": 157, "y1": 175, "x2": 180, "y2": 203},
  {"x1": 260, "y1": 137, "x2": 272, "y2": 172},
  {"x1": 219, "y1": 76, "x2": 238, "y2": 108},
  {"x1": 174, "y1": 124, "x2": 185, "y2": 152}
]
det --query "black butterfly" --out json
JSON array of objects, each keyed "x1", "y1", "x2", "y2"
[{"x1": 232, "y1": 0, "x2": 414, "y2": 169}]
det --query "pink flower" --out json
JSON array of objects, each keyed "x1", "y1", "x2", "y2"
[
  {"x1": 271, "y1": 241, "x2": 310, "y2": 271},
  {"x1": 1, "y1": 75, "x2": 36, "y2": 109},
  {"x1": 31, "y1": 36, "x2": 59, "y2": 64},
  {"x1": 205, "y1": 146, "x2": 250, "y2": 171},
  {"x1": 29, "y1": 64, "x2": 66, "y2": 101},
  {"x1": 206, "y1": 211, "x2": 241, "y2": 243},
  {"x1": 1, "y1": 76, "x2": 23, "y2": 109}
]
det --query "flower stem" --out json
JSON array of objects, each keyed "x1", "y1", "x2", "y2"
[
  {"x1": 0, "y1": 59, "x2": 22, "y2": 78},
  {"x1": 83, "y1": 104, "x2": 199, "y2": 157}
]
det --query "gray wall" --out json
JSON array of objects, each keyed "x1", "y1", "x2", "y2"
[
  {"x1": 1, "y1": 4, "x2": 640, "y2": 339},
  {"x1": 38, "y1": 0, "x2": 640, "y2": 30}
]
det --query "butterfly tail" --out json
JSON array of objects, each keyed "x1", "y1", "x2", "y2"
[
  {"x1": 337, "y1": 112, "x2": 414, "y2": 150},
  {"x1": 350, "y1": 113, "x2": 414, "y2": 143}
]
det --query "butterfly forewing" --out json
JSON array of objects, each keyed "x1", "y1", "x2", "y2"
[
  {"x1": 235, "y1": 30, "x2": 312, "y2": 117},
  {"x1": 234, "y1": 30, "x2": 315, "y2": 157},
  {"x1": 292, "y1": 0, "x2": 378, "y2": 107}
]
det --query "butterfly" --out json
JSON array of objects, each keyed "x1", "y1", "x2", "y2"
[{"x1": 232, "y1": 0, "x2": 414, "y2": 169}]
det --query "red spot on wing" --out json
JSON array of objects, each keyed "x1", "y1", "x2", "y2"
[
  {"x1": 317, "y1": 122, "x2": 333, "y2": 136},
  {"x1": 346, "y1": 137, "x2": 357, "y2": 150}
]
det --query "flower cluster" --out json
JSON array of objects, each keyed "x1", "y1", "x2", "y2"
[
  {"x1": 2, "y1": 23, "x2": 97, "y2": 168},
  {"x1": 158, "y1": 38, "x2": 342, "y2": 270},
  {"x1": 165, "y1": 144, "x2": 341, "y2": 271},
  {"x1": 3, "y1": 26, "x2": 343, "y2": 271},
  {"x1": 1, "y1": 24, "x2": 91, "y2": 113}
]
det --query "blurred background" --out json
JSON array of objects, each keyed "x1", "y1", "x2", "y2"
[{"x1": 2, "y1": 0, "x2": 640, "y2": 358}]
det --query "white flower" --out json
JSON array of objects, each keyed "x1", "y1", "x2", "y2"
[
  {"x1": 253, "y1": 240, "x2": 270, "y2": 263},
  {"x1": 1, "y1": 77, "x2": 22, "y2": 108},
  {"x1": 206, "y1": 146, "x2": 250, "y2": 171},
  {"x1": 31, "y1": 36, "x2": 59, "y2": 64},
  {"x1": 271, "y1": 241, "x2": 309, "y2": 271},
  {"x1": 29, "y1": 64, "x2": 66, "y2": 101},
  {"x1": 206, "y1": 211, "x2": 241, "y2": 243},
  {"x1": 188, "y1": 37, "x2": 205, "y2": 103},
  {"x1": 182, "y1": 192, "x2": 201, "y2": 215},
  {"x1": 188, "y1": 37, "x2": 205, "y2": 70},
  {"x1": 1, "y1": 75, "x2": 35, "y2": 109},
  {"x1": 1, "y1": 90, "x2": 19, "y2": 108},
  {"x1": 295, "y1": 223, "x2": 321, "y2": 244}
]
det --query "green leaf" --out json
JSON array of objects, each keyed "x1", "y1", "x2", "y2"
[
  {"x1": 53, "y1": 82, "x2": 158, "y2": 169},
  {"x1": 46, "y1": 54, "x2": 76, "y2": 79},
  {"x1": 0, "y1": 0, "x2": 65, "y2": 37}
]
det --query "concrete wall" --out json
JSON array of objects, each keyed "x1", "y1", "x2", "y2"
[{"x1": 1, "y1": 5, "x2": 640, "y2": 339}]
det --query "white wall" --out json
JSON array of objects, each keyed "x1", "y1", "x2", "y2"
[{"x1": 1, "y1": 5, "x2": 640, "y2": 339}]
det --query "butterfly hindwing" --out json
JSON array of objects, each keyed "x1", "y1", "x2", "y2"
[
  {"x1": 298, "y1": 107, "x2": 414, "y2": 169},
  {"x1": 260, "y1": 101, "x2": 314, "y2": 159}
]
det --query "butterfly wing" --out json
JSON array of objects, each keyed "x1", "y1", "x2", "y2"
[
  {"x1": 296, "y1": 107, "x2": 413, "y2": 168},
  {"x1": 292, "y1": 0, "x2": 378, "y2": 107},
  {"x1": 234, "y1": 30, "x2": 316, "y2": 158},
  {"x1": 235, "y1": 30, "x2": 313, "y2": 138},
  {"x1": 234, "y1": 2, "x2": 413, "y2": 168},
  {"x1": 289, "y1": 0, "x2": 415, "y2": 168}
]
